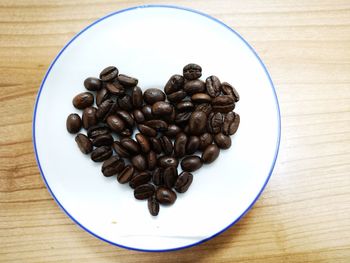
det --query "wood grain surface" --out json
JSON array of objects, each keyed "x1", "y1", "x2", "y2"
[{"x1": 1, "y1": 0, "x2": 350, "y2": 262}]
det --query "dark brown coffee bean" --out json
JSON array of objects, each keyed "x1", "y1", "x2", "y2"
[
  {"x1": 148, "y1": 196, "x2": 160, "y2": 216},
  {"x1": 164, "y1": 74, "x2": 184, "y2": 94},
  {"x1": 174, "y1": 132, "x2": 187, "y2": 158},
  {"x1": 158, "y1": 156, "x2": 179, "y2": 168},
  {"x1": 207, "y1": 112, "x2": 214, "y2": 133},
  {"x1": 199, "y1": 133, "x2": 213, "y2": 151},
  {"x1": 92, "y1": 134, "x2": 113, "y2": 147},
  {"x1": 141, "y1": 105, "x2": 154, "y2": 120},
  {"x1": 143, "y1": 88, "x2": 166, "y2": 105},
  {"x1": 117, "y1": 74, "x2": 138, "y2": 87},
  {"x1": 87, "y1": 124, "x2": 110, "y2": 139},
  {"x1": 120, "y1": 128, "x2": 133, "y2": 138},
  {"x1": 167, "y1": 90, "x2": 187, "y2": 103},
  {"x1": 223, "y1": 111, "x2": 234, "y2": 135},
  {"x1": 134, "y1": 184, "x2": 155, "y2": 200},
  {"x1": 147, "y1": 151, "x2": 157, "y2": 171},
  {"x1": 163, "y1": 167, "x2": 178, "y2": 188},
  {"x1": 210, "y1": 112, "x2": 224, "y2": 134},
  {"x1": 101, "y1": 156, "x2": 125, "y2": 177},
  {"x1": 214, "y1": 133, "x2": 232, "y2": 149},
  {"x1": 132, "y1": 86, "x2": 143, "y2": 108},
  {"x1": 99, "y1": 66, "x2": 118, "y2": 82},
  {"x1": 106, "y1": 115, "x2": 125, "y2": 133},
  {"x1": 183, "y1": 63, "x2": 202, "y2": 80},
  {"x1": 195, "y1": 103, "x2": 212, "y2": 116},
  {"x1": 106, "y1": 81, "x2": 125, "y2": 96},
  {"x1": 175, "y1": 172, "x2": 193, "y2": 193},
  {"x1": 66, "y1": 113, "x2": 82, "y2": 134},
  {"x1": 156, "y1": 186, "x2": 177, "y2": 205},
  {"x1": 159, "y1": 136, "x2": 173, "y2": 155},
  {"x1": 133, "y1": 109, "x2": 145, "y2": 123},
  {"x1": 175, "y1": 111, "x2": 192, "y2": 125},
  {"x1": 129, "y1": 172, "x2": 151, "y2": 189},
  {"x1": 229, "y1": 112, "x2": 240, "y2": 135},
  {"x1": 120, "y1": 138, "x2": 140, "y2": 155},
  {"x1": 150, "y1": 137, "x2": 162, "y2": 154},
  {"x1": 144, "y1": 120, "x2": 168, "y2": 132},
  {"x1": 202, "y1": 144, "x2": 220, "y2": 164},
  {"x1": 152, "y1": 167, "x2": 164, "y2": 186},
  {"x1": 131, "y1": 154, "x2": 147, "y2": 171},
  {"x1": 82, "y1": 107, "x2": 97, "y2": 129},
  {"x1": 191, "y1": 93, "x2": 211, "y2": 104},
  {"x1": 84, "y1": 77, "x2": 102, "y2": 91},
  {"x1": 184, "y1": 80, "x2": 205, "y2": 95},
  {"x1": 135, "y1": 133, "x2": 150, "y2": 153},
  {"x1": 115, "y1": 110, "x2": 134, "y2": 128},
  {"x1": 96, "y1": 99, "x2": 117, "y2": 121},
  {"x1": 137, "y1": 124, "x2": 157, "y2": 137},
  {"x1": 112, "y1": 141, "x2": 130, "y2": 158},
  {"x1": 186, "y1": 136, "x2": 200, "y2": 154},
  {"x1": 75, "y1": 133, "x2": 92, "y2": 154},
  {"x1": 72, "y1": 92, "x2": 94, "y2": 109},
  {"x1": 152, "y1": 101, "x2": 173, "y2": 116},
  {"x1": 91, "y1": 146, "x2": 113, "y2": 162},
  {"x1": 117, "y1": 165, "x2": 134, "y2": 184},
  {"x1": 164, "y1": 124, "x2": 182, "y2": 138},
  {"x1": 96, "y1": 88, "x2": 110, "y2": 107},
  {"x1": 181, "y1": 155, "x2": 203, "y2": 172},
  {"x1": 176, "y1": 101, "x2": 194, "y2": 112},
  {"x1": 212, "y1": 95, "x2": 235, "y2": 113},
  {"x1": 221, "y1": 82, "x2": 240, "y2": 102},
  {"x1": 189, "y1": 111, "x2": 207, "y2": 135},
  {"x1": 118, "y1": 95, "x2": 133, "y2": 111},
  {"x1": 206, "y1": 75, "x2": 221, "y2": 97}
]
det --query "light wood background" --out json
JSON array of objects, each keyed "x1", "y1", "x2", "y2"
[{"x1": 1, "y1": 0, "x2": 349, "y2": 262}]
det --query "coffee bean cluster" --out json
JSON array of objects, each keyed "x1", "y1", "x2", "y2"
[{"x1": 66, "y1": 63, "x2": 240, "y2": 216}]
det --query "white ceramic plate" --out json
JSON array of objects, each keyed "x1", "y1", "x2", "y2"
[{"x1": 33, "y1": 5, "x2": 281, "y2": 252}]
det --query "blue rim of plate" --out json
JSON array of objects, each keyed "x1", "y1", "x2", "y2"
[{"x1": 32, "y1": 4, "x2": 281, "y2": 253}]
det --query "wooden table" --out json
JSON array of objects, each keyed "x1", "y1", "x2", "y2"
[{"x1": 1, "y1": 0, "x2": 349, "y2": 262}]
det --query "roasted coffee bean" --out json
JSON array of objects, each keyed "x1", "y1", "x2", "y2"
[
  {"x1": 211, "y1": 112, "x2": 224, "y2": 134},
  {"x1": 144, "y1": 120, "x2": 168, "y2": 131},
  {"x1": 84, "y1": 77, "x2": 102, "y2": 91},
  {"x1": 117, "y1": 165, "x2": 134, "y2": 184},
  {"x1": 87, "y1": 124, "x2": 110, "y2": 139},
  {"x1": 137, "y1": 124, "x2": 157, "y2": 137},
  {"x1": 212, "y1": 95, "x2": 235, "y2": 113},
  {"x1": 131, "y1": 154, "x2": 147, "y2": 171},
  {"x1": 175, "y1": 172, "x2": 193, "y2": 193},
  {"x1": 183, "y1": 63, "x2": 202, "y2": 80},
  {"x1": 150, "y1": 137, "x2": 162, "y2": 154},
  {"x1": 120, "y1": 138, "x2": 140, "y2": 155},
  {"x1": 206, "y1": 75, "x2": 221, "y2": 97},
  {"x1": 132, "y1": 86, "x2": 143, "y2": 108},
  {"x1": 152, "y1": 101, "x2": 173, "y2": 116},
  {"x1": 134, "y1": 184, "x2": 155, "y2": 200},
  {"x1": 101, "y1": 156, "x2": 125, "y2": 177},
  {"x1": 120, "y1": 128, "x2": 133, "y2": 138},
  {"x1": 82, "y1": 107, "x2": 97, "y2": 129},
  {"x1": 186, "y1": 136, "x2": 200, "y2": 154},
  {"x1": 207, "y1": 112, "x2": 214, "y2": 133},
  {"x1": 106, "y1": 81, "x2": 125, "y2": 96},
  {"x1": 147, "y1": 151, "x2": 157, "y2": 171},
  {"x1": 163, "y1": 124, "x2": 181, "y2": 138},
  {"x1": 223, "y1": 111, "x2": 234, "y2": 135},
  {"x1": 115, "y1": 110, "x2": 134, "y2": 128},
  {"x1": 66, "y1": 113, "x2": 82, "y2": 134},
  {"x1": 148, "y1": 196, "x2": 160, "y2": 216},
  {"x1": 176, "y1": 101, "x2": 194, "y2": 112},
  {"x1": 135, "y1": 133, "x2": 151, "y2": 153},
  {"x1": 133, "y1": 109, "x2": 145, "y2": 123},
  {"x1": 92, "y1": 134, "x2": 113, "y2": 147},
  {"x1": 175, "y1": 111, "x2": 192, "y2": 125},
  {"x1": 96, "y1": 88, "x2": 110, "y2": 106},
  {"x1": 202, "y1": 144, "x2": 220, "y2": 164},
  {"x1": 163, "y1": 167, "x2": 178, "y2": 188},
  {"x1": 181, "y1": 155, "x2": 203, "y2": 172},
  {"x1": 72, "y1": 92, "x2": 94, "y2": 109},
  {"x1": 143, "y1": 88, "x2": 166, "y2": 104},
  {"x1": 174, "y1": 132, "x2": 187, "y2": 158},
  {"x1": 99, "y1": 66, "x2": 118, "y2": 82},
  {"x1": 96, "y1": 99, "x2": 117, "y2": 121},
  {"x1": 112, "y1": 141, "x2": 130, "y2": 158},
  {"x1": 167, "y1": 90, "x2": 187, "y2": 103},
  {"x1": 195, "y1": 103, "x2": 212, "y2": 116},
  {"x1": 199, "y1": 133, "x2": 213, "y2": 151},
  {"x1": 152, "y1": 167, "x2": 164, "y2": 185},
  {"x1": 221, "y1": 82, "x2": 240, "y2": 102},
  {"x1": 191, "y1": 93, "x2": 211, "y2": 104},
  {"x1": 106, "y1": 115, "x2": 125, "y2": 133},
  {"x1": 158, "y1": 156, "x2": 179, "y2": 168},
  {"x1": 164, "y1": 74, "x2": 184, "y2": 94},
  {"x1": 75, "y1": 134, "x2": 92, "y2": 154},
  {"x1": 117, "y1": 74, "x2": 138, "y2": 87},
  {"x1": 156, "y1": 186, "x2": 177, "y2": 205},
  {"x1": 159, "y1": 136, "x2": 173, "y2": 155},
  {"x1": 189, "y1": 111, "x2": 207, "y2": 135},
  {"x1": 91, "y1": 146, "x2": 113, "y2": 162},
  {"x1": 229, "y1": 113, "x2": 240, "y2": 135},
  {"x1": 118, "y1": 95, "x2": 133, "y2": 111},
  {"x1": 129, "y1": 172, "x2": 151, "y2": 189},
  {"x1": 161, "y1": 107, "x2": 176, "y2": 124},
  {"x1": 214, "y1": 133, "x2": 232, "y2": 149},
  {"x1": 184, "y1": 80, "x2": 206, "y2": 95},
  {"x1": 141, "y1": 105, "x2": 153, "y2": 120}
]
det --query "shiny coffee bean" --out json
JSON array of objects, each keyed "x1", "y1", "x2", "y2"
[
  {"x1": 159, "y1": 136, "x2": 173, "y2": 155},
  {"x1": 106, "y1": 81, "x2": 125, "y2": 96},
  {"x1": 199, "y1": 133, "x2": 213, "y2": 151},
  {"x1": 96, "y1": 88, "x2": 110, "y2": 106},
  {"x1": 66, "y1": 113, "x2": 82, "y2": 134},
  {"x1": 223, "y1": 111, "x2": 233, "y2": 135},
  {"x1": 101, "y1": 156, "x2": 125, "y2": 177},
  {"x1": 212, "y1": 95, "x2": 235, "y2": 113},
  {"x1": 175, "y1": 111, "x2": 192, "y2": 125},
  {"x1": 195, "y1": 103, "x2": 212, "y2": 116},
  {"x1": 120, "y1": 138, "x2": 140, "y2": 155},
  {"x1": 87, "y1": 124, "x2": 110, "y2": 139},
  {"x1": 206, "y1": 75, "x2": 221, "y2": 97},
  {"x1": 147, "y1": 151, "x2": 157, "y2": 171},
  {"x1": 112, "y1": 141, "x2": 130, "y2": 158},
  {"x1": 131, "y1": 154, "x2": 147, "y2": 171},
  {"x1": 221, "y1": 82, "x2": 240, "y2": 102},
  {"x1": 156, "y1": 186, "x2": 177, "y2": 205},
  {"x1": 82, "y1": 107, "x2": 97, "y2": 129},
  {"x1": 186, "y1": 136, "x2": 200, "y2": 154},
  {"x1": 75, "y1": 134, "x2": 92, "y2": 154},
  {"x1": 183, "y1": 63, "x2": 202, "y2": 80},
  {"x1": 91, "y1": 146, "x2": 113, "y2": 162},
  {"x1": 143, "y1": 88, "x2": 166, "y2": 104},
  {"x1": 96, "y1": 99, "x2": 117, "y2": 121},
  {"x1": 150, "y1": 137, "x2": 162, "y2": 154},
  {"x1": 164, "y1": 74, "x2": 184, "y2": 94},
  {"x1": 164, "y1": 124, "x2": 182, "y2": 138},
  {"x1": 115, "y1": 110, "x2": 134, "y2": 128},
  {"x1": 92, "y1": 134, "x2": 113, "y2": 147},
  {"x1": 174, "y1": 132, "x2": 187, "y2": 158},
  {"x1": 132, "y1": 86, "x2": 143, "y2": 108},
  {"x1": 201, "y1": 144, "x2": 220, "y2": 164},
  {"x1": 99, "y1": 66, "x2": 118, "y2": 82},
  {"x1": 214, "y1": 133, "x2": 231, "y2": 149},
  {"x1": 84, "y1": 77, "x2": 102, "y2": 91},
  {"x1": 118, "y1": 95, "x2": 133, "y2": 111},
  {"x1": 175, "y1": 172, "x2": 193, "y2": 193},
  {"x1": 158, "y1": 156, "x2": 179, "y2": 168},
  {"x1": 135, "y1": 133, "x2": 151, "y2": 153},
  {"x1": 184, "y1": 80, "x2": 205, "y2": 95},
  {"x1": 134, "y1": 184, "x2": 155, "y2": 200},
  {"x1": 189, "y1": 111, "x2": 207, "y2": 135},
  {"x1": 117, "y1": 165, "x2": 134, "y2": 184},
  {"x1": 176, "y1": 101, "x2": 194, "y2": 112},
  {"x1": 129, "y1": 172, "x2": 151, "y2": 189},
  {"x1": 144, "y1": 120, "x2": 168, "y2": 131},
  {"x1": 210, "y1": 112, "x2": 224, "y2": 134},
  {"x1": 72, "y1": 92, "x2": 94, "y2": 109},
  {"x1": 120, "y1": 128, "x2": 133, "y2": 138},
  {"x1": 137, "y1": 124, "x2": 157, "y2": 137},
  {"x1": 117, "y1": 74, "x2": 138, "y2": 87},
  {"x1": 141, "y1": 105, "x2": 154, "y2": 120},
  {"x1": 167, "y1": 90, "x2": 187, "y2": 103},
  {"x1": 152, "y1": 101, "x2": 173, "y2": 116},
  {"x1": 148, "y1": 196, "x2": 160, "y2": 216},
  {"x1": 181, "y1": 155, "x2": 203, "y2": 172},
  {"x1": 152, "y1": 167, "x2": 164, "y2": 186},
  {"x1": 163, "y1": 167, "x2": 178, "y2": 188},
  {"x1": 106, "y1": 115, "x2": 125, "y2": 133},
  {"x1": 133, "y1": 109, "x2": 145, "y2": 123},
  {"x1": 191, "y1": 93, "x2": 211, "y2": 104},
  {"x1": 229, "y1": 113, "x2": 240, "y2": 135}
]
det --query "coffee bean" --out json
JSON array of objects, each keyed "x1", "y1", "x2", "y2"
[
  {"x1": 229, "y1": 112, "x2": 240, "y2": 135},
  {"x1": 167, "y1": 90, "x2": 187, "y2": 102},
  {"x1": 181, "y1": 155, "x2": 203, "y2": 172},
  {"x1": 191, "y1": 93, "x2": 211, "y2": 104},
  {"x1": 195, "y1": 103, "x2": 212, "y2": 116},
  {"x1": 144, "y1": 120, "x2": 168, "y2": 132},
  {"x1": 117, "y1": 74, "x2": 138, "y2": 87},
  {"x1": 117, "y1": 165, "x2": 134, "y2": 184},
  {"x1": 137, "y1": 124, "x2": 157, "y2": 137},
  {"x1": 132, "y1": 86, "x2": 143, "y2": 108},
  {"x1": 143, "y1": 88, "x2": 166, "y2": 104},
  {"x1": 66, "y1": 113, "x2": 82, "y2": 134},
  {"x1": 149, "y1": 137, "x2": 162, "y2": 154},
  {"x1": 106, "y1": 81, "x2": 125, "y2": 96},
  {"x1": 174, "y1": 132, "x2": 187, "y2": 158},
  {"x1": 82, "y1": 107, "x2": 97, "y2": 129},
  {"x1": 92, "y1": 134, "x2": 113, "y2": 147},
  {"x1": 114, "y1": 110, "x2": 134, "y2": 129},
  {"x1": 183, "y1": 63, "x2": 202, "y2": 80},
  {"x1": 152, "y1": 167, "x2": 164, "y2": 186},
  {"x1": 132, "y1": 109, "x2": 145, "y2": 123},
  {"x1": 163, "y1": 167, "x2": 178, "y2": 188},
  {"x1": 214, "y1": 133, "x2": 231, "y2": 149},
  {"x1": 186, "y1": 136, "x2": 200, "y2": 154},
  {"x1": 156, "y1": 186, "x2": 177, "y2": 205},
  {"x1": 96, "y1": 88, "x2": 110, "y2": 106},
  {"x1": 206, "y1": 75, "x2": 221, "y2": 97},
  {"x1": 72, "y1": 92, "x2": 94, "y2": 109},
  {"x1": 87, "y1": 124, "x2": 110, "y2": 139},
  {"x1": 175, "y1": 111, "x2": 192, "y2": 125},
  {"x1": 91, "y1": 146, "x2": 113, "y2": 162},
  {"x1": 84, "y1": 77, "x2": 102, "y2": 91},
  {"x1": 212, "y1": 95, "x2": 235, "y2": 113},
  {"x1": 106, "y1": 115, "x2": 125, "y2": 133},
  {"x1": 141, "y1": 105, "x2": 154, "y2": 120},
  {"x1": 198, "y1": 133, "x2": 213, "y2": 151},
  {"x1": 135, "y1": 133, "x2": 151, "y2": 153},
  {"x1": 147, "y1": 151, "x2": 157, "y2": 171},
  {"x1": 164, "y1": 74, "x2": 184, "y2": 94},
  {"x1": 210, "y1": 112, "x2": 224, "y2": 134},
  {"x1": 101, "y1": 156, "x2": 125, "y2": 177},
  {"x1": 120, "y1": 138, "x2": 140, "y2": 155},
  {"x1": 221, "y1": 82, "x2": 240, "y2": 102},
  {"x1": 100, "y1": 66, "x2": 118, "y2": 82},
  {"x1": 159, "y1": 135, "x2": 173, "y2": 155},
  {"x1": 201, "y1": 144, "x2": 220, "y2": 164},
  {"x1": 129, "y1": 172, "x2": 151, "y2": 189},
  {"x1": 184, "y1": 80, "x2": 205, "y2": 95},
  {"x1": 175, "y1": 172, "x2": 193, "y2": 193},
  {"x1": 131, "y1": 154, "x2": 147, "y2": 171},
  {"x1": 120, "y1": 128, "x2": 133, "y2": 138},
  {"x1": 158, "y1": 156, "x2": 179, "y2": 168},
  {"x1": 152, "y1": 101, "x2": 173, "y2": 116},
  {"x1": 148, "y1": 196, "x2": 160, "y2": 216},
  {"x1": 118, "y1": 95, "x2": 133, "y2": 111},
  {"x1": 96, "y1": 99, "x2": 117, "y2": 121},
  {"x1": 75, "y1": 133, "x2": 92, "y2": 154},
  {"x1": 176, "y1": 101, "x2": 194, "y2": 112},
  {"x1": 112, "y1": 141, "x2": 130, "y2": 158},
  {"x1": 189, "y1": 111, "x2": 207, "y2": 135},
  {"x1": 164, "y1": 124, "x2": 182, "y2": 138},
  {"x1": 134, "y1": 184, "x2": 155, "y2": 200}
]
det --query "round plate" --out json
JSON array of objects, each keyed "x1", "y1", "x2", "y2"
[{"x1": 33, "y1": 5, "x2": 281, "y2": 252}]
